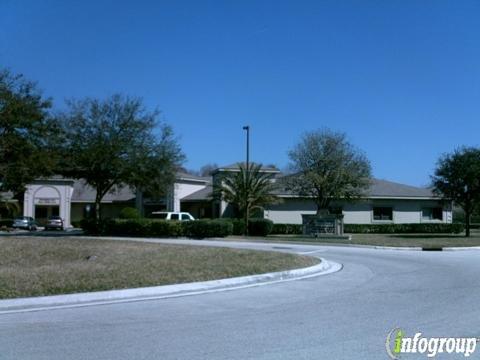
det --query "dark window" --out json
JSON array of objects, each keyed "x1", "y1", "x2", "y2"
[
  {"x1": 373, "y1": 207, "x2": 393, "y2": 221},
  {"x1": 170, "y1": 213, "x2": 179, "y2": 220},
  {"x1": 433, "y1": 208, "x2": 443, "y2": 220},
  {"x1": 35, "y1": 206, "x2": 48, "y2": 219},
  {"x1": 181, "y1": 214, "x2": 190, "y2": 220},
  {"x1": 422, "y1": 207, "x2": 443, "y2": 221},
  {"x1": 51, "y1": 206, "x2": 59, "y2": 216},
  {"x1": 83, "y1": 204, "x2": 93, "y2": 219}
]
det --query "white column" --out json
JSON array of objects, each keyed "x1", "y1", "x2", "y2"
[
  {"x1": 63, "y1": 185, "x2": 73, "y2": 228},
  {"x1": 23, "y1": 186, "x2": 34, "y2": 217},
  {"x1": 173, "y1": 184, "x2": 181, "y2": 212}
]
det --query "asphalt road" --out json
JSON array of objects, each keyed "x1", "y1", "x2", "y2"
[{"x1": 1, "y1": 240, "x2": 479, "y2": 360}]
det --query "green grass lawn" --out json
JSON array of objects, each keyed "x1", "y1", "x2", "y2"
[
  {"x1": 0, "y1": 237, "x2": 318, "y2": 299},
  {"x1": 230, "y1": 230, "x2": 480, "y2": 248}
]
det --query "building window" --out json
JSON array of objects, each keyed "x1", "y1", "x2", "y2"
[
  {"x1": 422, "y1": 207, "x2": 443, "y2": 221},
  {"x1": 373, "y1": 207, "x2": 393, "y2": 221}
]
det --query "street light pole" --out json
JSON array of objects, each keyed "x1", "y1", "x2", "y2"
[{"x1": 243, "y1": 125, "x2": 250, "y2": 235}]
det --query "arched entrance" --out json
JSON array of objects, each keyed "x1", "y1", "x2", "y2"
[{"x1": 23, "y1": 180, "x2": 74, "y2": 228}]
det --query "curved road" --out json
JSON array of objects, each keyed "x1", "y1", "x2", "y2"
[{"x1": 1, "y1": 239, "x2": 480, "y2": 359}]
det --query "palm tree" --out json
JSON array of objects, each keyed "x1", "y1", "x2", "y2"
[
  {"x1": 0, "y1": 195, "x2": 20, "y2": 219},
  {"x1": 214, "y1": 163, "x2": 279, "y2": 234}
]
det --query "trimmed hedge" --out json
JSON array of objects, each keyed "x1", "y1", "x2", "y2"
[
  {"x1": 344, "y1": 223, "x2": 465, "y2": 234},
  {"x1": 230, "y1": 219, "x2": 246, "y2": 235},
  {"x1": 80, "y1": 218, "x2": 231, "y2": 238},
  {"x1": 119, "y1": 207, "x2": 141, "y2": 219},
  {"x1": 182, "y1": 219, "x2": 233, "y2": 238},
  {"x1": 270, "y1": 222, "x2": 465, "y2": 234},
  {"x1": 80, "y1": 218, "x2": 105, "y2": 235},
  {"x1": 71, "y1": 220, "x2": 83, "y2": 229},
  {"x1": 150, "y1": 220, "x2": 183, "y2": 237},
  {"x1": 81, "y1": 218, "x2": 465, "y2": 237},
  {"x1": 0, "y1": 219, "x2": 13, "y2": 228},
  {"x1": 217, "y1": 218, "x2": 274, "y2": 236},
  {"x1": 106, "y1": 219, "x2": 151, "y2": 237},
  {"x1": 214, "y1": 218, "x2": 245, "y2": 235},
  {"x1": 248, "y1": 218, "x2": 274, "y2": 236}
]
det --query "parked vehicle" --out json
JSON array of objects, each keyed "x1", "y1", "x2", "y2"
[
  {"x1": 150, "y1": 211, "x2": 195, "y2": 221},
  {"x1": 45, "y1": 216, "x2": 64, "y2": 230},
  {"x1": 12, "y1": 217, "x2": 37, "y2": 231}
]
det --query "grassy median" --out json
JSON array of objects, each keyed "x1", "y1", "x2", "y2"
[
  {"x1": 0, "y1": 237, "x2": 318, "y2": 299},
  {"x1": 259, "y1": 230, "x2": 480, "y2": 248}
]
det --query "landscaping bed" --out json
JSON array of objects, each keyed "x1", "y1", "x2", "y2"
[{"x1": 0, "y1": 237, "x2": 318, "y2": 299}]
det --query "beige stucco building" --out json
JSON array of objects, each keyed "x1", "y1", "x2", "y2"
[{"x1": 17, "y1": 164, "x2": 452, "y2": 227}]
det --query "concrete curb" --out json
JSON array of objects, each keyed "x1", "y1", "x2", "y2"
[
  {"x1": 0, "y1": 258, "x2": 342, "y2": 315},
  {"x1": 442, "y1": 246, "x2": 480, "y2": 251}
]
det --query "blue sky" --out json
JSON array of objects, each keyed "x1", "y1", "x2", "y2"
[{"x1": 1, "y1": 0, "x2": 479, "y2": 186}]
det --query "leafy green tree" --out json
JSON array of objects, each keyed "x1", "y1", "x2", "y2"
[
  {"x1": 0, "y1": 69, "x2": 60, "y2": 196},
  {"x1": 287, "y1": 129, "x2": 372, "y2": 215},
  {"x1": 199, "y1": 163, "x2": 219, "y2": 177},
  {"x1": 59, "y1": 94, "x2": 185, "y2": 220},
  {"x1": 214, "y1": 163, "x2": 278, "y2": 234},
  {"x1": 432, "y1": 147, "x2": 480, "y2": 237}
]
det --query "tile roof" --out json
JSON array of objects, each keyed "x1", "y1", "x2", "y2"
[
  {"x1": 176, "y1": 172, "x2": 211, "y2": 183},
  {"x1": 367, "y1": 178, "x2": 434, "y2": 198},
  {"x1": 68, "y1": 172, "x2": 210, "y2": 203},
  {"x1": 71, "y1": 180, "x2": 136, "y2": 203},
  {"x1": 68, "y1": 175, "x2": 435, "y2": 203},
  {"x1": 181, "y1": 185, "x2": 213, "y2": 201},
  {"x1": 272, "y1": 177, "x2": 435, "y2": 198}
]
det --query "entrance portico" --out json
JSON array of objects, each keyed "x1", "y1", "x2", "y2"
[{"x1": 23, "y1": 179, "x2": 74, "y2": 228}]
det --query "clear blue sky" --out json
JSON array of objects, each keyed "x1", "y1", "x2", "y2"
[{"x1": 1, "y1": 0, "x2": 479, "y2": 186}]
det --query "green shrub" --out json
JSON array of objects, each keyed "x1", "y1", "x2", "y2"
[
  {"x1": 271, "y1": 223, "x2": 303, "y2": 235},
  {"x1": 119, "y1": 207, "x2": 141, "y2": 219},
  {"x1": 81, "y1": 218, "x2": 234, "y2": 238},
  {"x1": 150, "y1": 220, "x2": 183, "y2": 237},
  {"x1": 182, "y1": 219, "x2": 233, "y2": 238},
  {"x1": 217, "y1": 218, "x2": 245, "y2": 235},
  {"x1": 248, "y1": 218, "x2": 273, "y2": 236},
  {"x1": 80, "y1": 218, "x2": 113, "y2": 235},
  {"x1": 271, "y1": 222, "x2": 464, "y2": 235},
  {"x1": 108, "y1": 219, "x2": 150, "y2": 236},
  {"x1": 344, "y1": 223, "x2": 465, "y2": 234},
  {"x1": 231, "y1": 218, "x2": 246, "y2": 235},
  {"x1": 219, "y1": 218, "x2": 272, "y2": 236},
  {"x1": 71, "y1": 220, "x2": 82, "y2": 228},
  {"x1": 0, "y1": 219, "x2": 13, "y2": 228}
]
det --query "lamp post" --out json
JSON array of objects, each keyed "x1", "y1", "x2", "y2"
[{"x1": 242, "y1": 125, "x2": 250, "y2": 235}]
